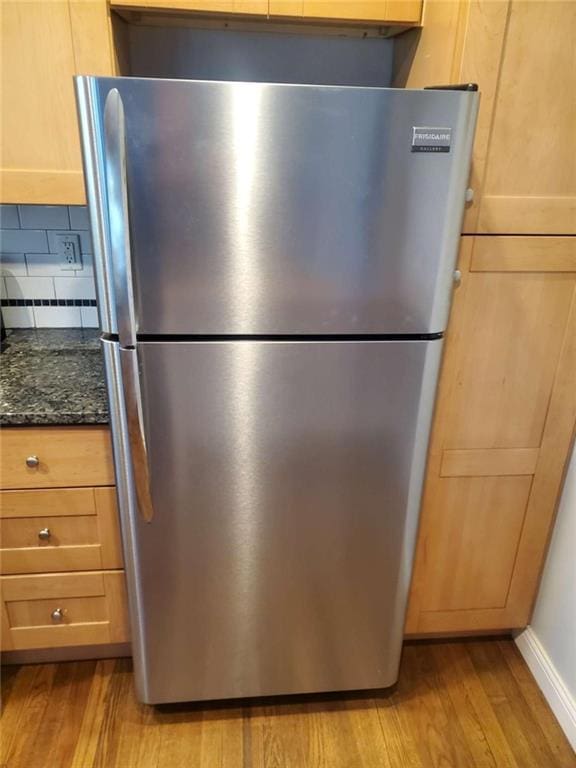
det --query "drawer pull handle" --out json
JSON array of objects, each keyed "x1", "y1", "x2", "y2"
[
  {"x1": 38, "y1": 527, "x2": 51, "y2": 541},
  {"x1": 26, "y1": 455, "x2": 40, "y2": 469},
  {"x1": 51, "y1": 608, "x2": 64, "y2": 623}
]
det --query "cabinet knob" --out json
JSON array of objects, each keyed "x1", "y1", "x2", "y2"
[
  {"x1": 26, "y1": 455, "x2": 39, "y2": 469},
  {"x1": 51, "y1": 608, "x2": 64, "y2": 623},
  {"x1": 38, "y1": 527, "x2": 51, "y2": 541}
]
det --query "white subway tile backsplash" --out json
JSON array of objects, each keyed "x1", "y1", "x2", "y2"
[
  {"x1": 19, "y1": 205, "x2": 70, "y2": 230},
  {"x1": 69, "y1": 206, "x2": 90, "y2": 230},
  {"x1": 34, "y1": 306, "x2": 82, "y2": 328},
  {"x1": 54, "y1": 277, "x2": 96, "y2": 300},
  {"x1": 26, "y1": 252, "x2": 94, "y2": 278},
  {"x1": 80, "y1": 306, "x2": 100, "y2": 328},
  {"x1": 2, "y1": 306, "x2": 35, "y2": 328},
  {"x1": 1, "y1": 204, "x2": 98, "y2": 329},
  {"x1": 24, "y1": 253, "x2": 61, "y2": 277},
  {"x1": 0, "y1": 205, "x2": 20, "y2": 229},
  {"x1": 0, "y1": 229, "x2": 48, "y2": 253},
  {"x1": 77, "y1": 253, "x2": 94, "y2": 277},
  {"x1": 5, "y1": 276, "x2": 55, "y2": 299},
  {"x1": 47, "y1": 229, "x2": 92, "y2": 255},
  {"x1": 0, "y1": 253, "x2": 27, "y2": 276}
]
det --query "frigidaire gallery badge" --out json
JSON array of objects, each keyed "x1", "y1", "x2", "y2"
[{"x1": 411, "y1": 127, "x2": 452, "y2": 153}]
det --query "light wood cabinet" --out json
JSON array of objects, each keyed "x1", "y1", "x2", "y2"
[
  {"x1": 1, "y1": 570, "x2": 128, "y2": 650},
  {"x1": 395, "y1": 0, "x2": 576, "y2": 235},
  {"x1": 0, "y1": 487, "x2": 123, "y2": 574},
  {"x1": 406, "y1": 237, "x2": 576, "y2": 634},
  {"x1": 0, "y1": 0, "x2": 113, "y2": 205},
  {"x1": 0, "y1": 426, "x2": 115, "y2": 489},
  {"x1": 270, "y1": 0, "x2": 421, "y2": 22},
  {"x1": 476, "y1": 1, "x2": 576, "y2": 235},
  {"x1": 113, "y1": 0, "x2": 267, "y2": 13},
  {"x1": 118, "y1": 0, "x2": 421, "y2": 22},
  {"x1": 0, "y1": 427, "x2": 129, "y2": 652}
]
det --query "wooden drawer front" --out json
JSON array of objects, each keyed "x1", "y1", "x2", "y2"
[
  {"x1": 0, "y1": 427, "x2": 115, "y2": 490},
  {"x1": 0, "y1": 488, "x2": 123, "y2": 575},
  {"x1": 1, "y1": 571, "x2": 129, "y2": 650},
  {"x1": 7, "y1": 595, "x2": 108, "y2": 628}
]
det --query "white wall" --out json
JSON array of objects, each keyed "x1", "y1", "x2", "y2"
[{"x1": 516, "y1": 441, "x2": 576, "y2": 750}]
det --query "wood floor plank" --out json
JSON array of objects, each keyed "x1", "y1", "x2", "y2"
[
  {"x1": 0, "y1": 665, "x2": 39, "y2": 766},
  {"x1": 249, "y1": 695, "x2": 393, "y2": 768},
  {"x1": 3, "y1": 664, "x2": 57, "y2": 768},
  {"x1": 154, "y1": 704, "x2": 244, "y2": 767},
  {"x1": 31, "y1": 661, "x2": 96, "y2": 768},
  {"x1": 91, "y1": 658, "x2": 137, "y2": 768},
  {"x1": 70, "y1": 659, "x2": 117, "y2": 768},
  {"x1": 392, "y1": 643, "x2": 478, "y2": 768},
  {"x1": 94, "y1": 658, "x2": 161, "y2": 768},
  {"x1": 1, "y1": 640, "x2": 573, "y2": 768},
  {"x1": 467, "y1": 640, "x2": 567, "y2": 768},
  {"x1": 431, "y1": 642, "x2": 517, "y2": 768},
  {"x1": 497, "y1": 640, "x2": 576, "y2": 768},
  {"x1": 375, "y1": 692, "x2": 423, "y2": 768}
]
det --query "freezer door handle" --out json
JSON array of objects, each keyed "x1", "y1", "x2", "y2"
[
  {"x1": 119, "y1": 348, "x2": 155, "y2": 523},
  {"x1": 104, "y1": 88, "x2": 137, "y2": 349}
]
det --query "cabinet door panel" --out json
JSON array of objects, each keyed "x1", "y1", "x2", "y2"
[
  {"x1": 0, "y1": 0, "x2": 113, "y2": 204},
  {"x1": 0, "y1": 427, "x2": 115, "y2": 490},
  {"x1": 442, "y1": 272, "x2": 575, "y2": 450},
  {"x1": 299, "y1": 0, "x2": 421, "y2": 22},
  {"x1": 407, "y1": 237, "x2": 576, "y2": 634},
  {"x1": 477, "y1": 1, "x2": 576, "y2": 234},
  {"x1": 418, "y1": 475, "x2": 532, "y2": 612},
  {"x1": 1, "y1": 571, "x2": 129, "y2": 650},
  {"x1": 113, "y1": 0, "x2": 267, "y2": 13}
]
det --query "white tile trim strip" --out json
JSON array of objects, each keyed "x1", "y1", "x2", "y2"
[{"x1": 515, "y1": 627, "x2": 576, "y2": 751}]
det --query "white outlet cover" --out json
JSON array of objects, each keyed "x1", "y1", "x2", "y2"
[{"x1": 55, "y1": 233, "x2": 83, "y2": 271}]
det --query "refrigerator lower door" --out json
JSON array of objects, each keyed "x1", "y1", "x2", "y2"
[{"x1": 103, "y1": 338, "x2": 442, "y2": 704}]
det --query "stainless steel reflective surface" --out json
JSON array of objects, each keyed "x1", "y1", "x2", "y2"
[
  {"x1": 83, "y1": 77, "x2": 477, "y2": 336},
  {"x1": 118, "y1": 348, "x2": 154, "y2": 523},
  {"x1": 101, "y1": 339, "x2": 150, "y2": 700},
  {"x1": 78, "y1": 77, "x2": 478, "y2": 705},
  {"x1": 123, "y1": 339, "x2": 439, "y2": 703},
  {"x1": 75, "y1": 77, "x2": 116, "y2": 334},
  {"x1": 103, "y1": 89, "x2": 137, "y2": 348}
]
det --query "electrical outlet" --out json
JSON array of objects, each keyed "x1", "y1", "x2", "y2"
[{"x1": 56, "y1": 233, "x2": 83, "y2": 271}]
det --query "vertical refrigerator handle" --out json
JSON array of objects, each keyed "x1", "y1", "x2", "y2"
[
  {"x1": 104, "y1": 88, "x2": 137, "y2": 348},
  {"x1": 119, "y1": 348, "x2": 155, "y2": 523},
  {"x1": 104, "y1": 89, "x2": 154, "y2": 523}
]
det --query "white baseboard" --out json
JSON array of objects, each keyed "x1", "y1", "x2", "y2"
[{"x1": 515, "y1": 627, "x2": 576, "y2": 752}]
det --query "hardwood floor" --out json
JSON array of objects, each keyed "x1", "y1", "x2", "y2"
[{"x1": 1, "y1": 639, "x2": 574, "y2": 767}]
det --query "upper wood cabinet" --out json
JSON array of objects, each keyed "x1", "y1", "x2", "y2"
[
  {"x1": 476, "y1": 1, "x2": 576, "y2": 235},
  {"x1": 406, "y1": 236, "x2": 576, "y2": 634},
  {"x1": 116, "y1": 0, "x2": 421, "y2": 22},
  {"x1": 113, "y1": 0, "x2": 268, "y2": 13},
  {"x1": 0, "y1": 0, "x2": 114, "y2": 205},
  {"x1": 270, "y1": 0, "x2": 422, "y2": 23},
  {"x1": 395, "y1": 0, "x2": 576, "y2": 235}
]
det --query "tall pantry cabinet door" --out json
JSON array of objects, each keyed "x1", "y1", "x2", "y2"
[
  {"x1": 475, "y1": 1, "x2": 576, "y2": 234},
  {"x1": 406, "y1": 237, "x2": 576, "y2": 634},
  {"x1": 0, "y1": 1, "x2": 113, "y2": 204}
]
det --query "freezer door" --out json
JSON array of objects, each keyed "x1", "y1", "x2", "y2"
[
  {"x1": 105, "y1": 339, "x2": 441, "y2": 703},
  {"x1": 80, "y1": 78, "x2": 477, "y2": 335}
]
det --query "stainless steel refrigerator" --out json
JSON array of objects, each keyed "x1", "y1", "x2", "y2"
[{"x1": 76, "y1": 76, "x2": 478, "y2": 704}]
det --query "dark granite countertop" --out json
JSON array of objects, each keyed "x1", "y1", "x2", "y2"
[{"x1": 0, "y1": 329, "x2": 109, "y2": 426}]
